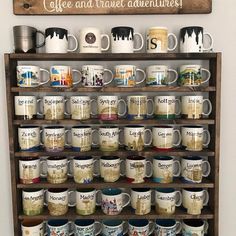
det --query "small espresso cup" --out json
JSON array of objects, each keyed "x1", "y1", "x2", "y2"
[
  {"x1": 18, "y1": 126, "x2": 41, "y2": 151},
  {"x1": 180, "y1": 26, "x2": 213, "y2": 53},
  {"x1": 152, "y1": 126, "x2": 181, "y2": 150},
  {"x1": 22, "y1": 189, "x2": 44, "y2": 216},
  {"x1": 181, "y1": 157, "x2": 211, "y2": 183},
  {"x1": 128, "y1": 219, "x2": 155, "y2": 236},
  {"x1": 126, "y1": 156, "x2": 153, "y2": 183},
  {"x1": 15, "y1": 96, "x2": 38, "y2": 120},
  {"x1": 47, "y1": 219, "x2": 73, "y2": 236},
  {"x1": 50, "y1": 65, "x2": 81, "y2": 87},
  {"x1": 153, "y1": 156, "x2": 181, "y2": 183},
  {"x1": 98, "y1": 188, "x2": 131, "y2": 215},
  {"x1": 111, "y1": 26, "x2": 144, "y2": 53},
  {"x1": 21, "y1": 220, "x2": 45, "y2": 236},
  {"x1": 127, "y1": 95, "x2": 154, "y2": 120},
  {"x1": 178, "y1": 65, "x2": 211, "y2": 87},
  {"x1": 181, "y1": 96, "x2": 212, "y2": 119},
  {"x1": 155, "y1": 188, "x2": 182, "y2": 215},
  {"x1": 182, "y1": 188, "x2": 209, "y2": 215},
  {"x1": 102, "y1": 220, "x2": 127, "y2": 236},
  {"x1": 97, "y1": 95, "x2": 127, "y2": 120},
  {"x1": 114, "y1": 65, "x2": 146, "y2": 87},
  {"x1": 17, "y1": 65, "x2": 50, "y2": 87},
  {"x1": 45, "y1": 27, "x2": 78, "y2": 53},
  {"x1": 155, "y1": 219, "x2": 182, "y2": 236},
  {"x1": 81, "y1": 65, "x2": 114, "y2": 87},
  {"x1": 146, "y1": 65, "x2": 178, "y2": 86},
  {"x1": 74, "y1": 219, "x2": 102, "y2": 236},
  {"x1": 131, "y1": 188, "x2": 152, "y2": 215},
  {"x1": 154, "y1": 96, "x2": 181, "y2": 119},
  {"x1": 124, "y1": 126, "x2": 153, "y2": 151},
  {"x1": 146, "y1": 27, "x2": 178, "y2": 53},
  {"x1": 182, "y1": 219, "x2": 208, "y2": 236},
  {"x1": 79, "y1": 27, "x2": 110, "y2": 53},
  {"x1": 181, "y1": 126, "x2": 211, "y2": 151}
]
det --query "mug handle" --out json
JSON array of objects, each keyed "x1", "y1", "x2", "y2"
[
  {"x1": 176, "y1": 221, "x2": 182, "y2": 234},
  {"x1": 90, "y1": 98, "x2": 97, "y2": 116},
  {"x1": 67, "y1": 34, "x2": 78, "y2": 52},
  {"x1": 36, "y1": 30, "x2": 45, "y2": 48},
  {"x1": 92, "y1": 129, "x2": 99, "y2": 146},
  {"x1": 101, "y1": 34, "x2": 110, "y2": 51},
  {"x1": 173, "y1": 160, "x2": 181, "y2": 177},
  {"x1": 37, "y1": 98, "x2": 43, "y2": 117},
  {"x1": 201, "y1": 68, "x2": 211, "y2": 84},
  {"x1": 96, "y1": 190, "x2": 102, "y2": 206},
  {"x1": 203, "y1": 220, "x2": 209, "y2": 234},
  {"x1": 147, "y1": 98, "x2": 154, "y2": 116},
  {"x1": 68, "y1": 190, "x2": 76, "y2": 207},
  {"x1": 123, "y1": 221, "x2": 129, "y2": 235},
  {"x1": 136, "y1": 68, "x2": 146, "y2": 84},
  {"x1": 103, "y1": 69, "x2": 114, "y2": 85},
  {"x1": 72, "y1": 69, "x2": 82, "y2": 85},
  {"x1": 148, "y1": 221, "x2": 155, "y2": 235},
  {"x1": 133, "y1": 32, "x2": 144, "y2": 52},
  {"x1": 203, "y1": 129, "x2": 211, "y2": 147},
  {"x1": 68, "y1": 221, "x2": 74, "y2": 236},
  {"x1": 122, "y1": 193, "x2": 131, "y2": 208},
  {"x1": 117, "y1": 99, "x2": 127, "y2": 117},
  {"x1": 203, "y1": 32, "x2": 214, "y2": 52},
  {"x1": 173, "y1": 129, "x2": 182, "y2": 147},
  {"x1": 175, "y1": 191, "x2": 182, "y2": 207},
  {"x1": 167, "y1": 69, "x2": 178, "y2": 85},
  {"x1": 67, "y1": 159, "x2": 73, "y2": 177},
  {"x1": 65, "y1": 129, "x2": 71, "y2": 148},
  {"x1": 144, "y1": 129, "x2": 153, "y2": 146},
  {"x1": 39, "y1": 68, "x2": 50, "y2": 86},
  {"x1": 175, "y1": 99, "x2": 181, "y2": 116},
  {"x1": 64, "y1": 98, "x2": 71, "y2": 116},
  {"x1": 167, "y1": 33, "x2": 178, "y2": 51},
  {"x1": 93, "y1": 159, "x2": 100, "y2": 177},
  {"x1": 202, "y1": 160, "x2": 211, "y2": 177},
  {"x1": 203, "y1": 190, "x2": 209, "y2": 206},
  {"x1": 145, "y1": 161, "x2": 153, "y2": 178},
  {"x1": 202, "y1": 99, "x2": 212, "y2": 116},
  {"x1": 94, "y1": 221, "x2": 102, "y2": 236},
  {"x1": 40, "y1": 159, "x2": 47, "y2": 178},
  {"x1": 120, "y1": 160, "x2": 125, "y2": 176}
]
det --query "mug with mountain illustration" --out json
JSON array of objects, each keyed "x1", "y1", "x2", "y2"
[
  {"x1": 182, "y1": 219, "x2": 209, "y2": 236},
  {"x1": 181, "y1": 126, "x2": 211, "y2": 151},
  {"x1": 178, "y1": 65, "x2": 211, "y2": 87}
]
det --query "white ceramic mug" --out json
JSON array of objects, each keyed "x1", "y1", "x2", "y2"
[
  {"x1": 102, "y1": 220, "x2": 127, "y2": 236},
  {"x1": 128, "y1": 219, "x2": 155, "y2": 236},
  {"x1": 155, "y1": 219, "x2": 182, "y2": 236},
  {"x1": 47, "y1": 219, "x2": 73, "y2": 236},
  {"x1": 21, "y1": 220, "x2": 45, "y2": 236},
  {"x1": 182, "y1": 219, "x2": 209, "y2": 236},
  {"x1": 74, "y1": 219, "x2": 102, "y2": 236}
]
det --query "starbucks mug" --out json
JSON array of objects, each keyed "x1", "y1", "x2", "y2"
[
  {"x1": 21, "y1": 220, "x2": 45, "y2": 236},
  {"x1": 182, "y1": 219, "x2": 209, "y2": 236},
  {"x1": 128, "y1": 219, "x2": 155, "y2": 236},
  {"x1": 155, "y1": 219, "x2": 182, "y2": 236},
  {"x1": 47, "y1": 219, "x2": 73, "y2": 236},
  {"x1": 102, "y1": 220, "x2": 127, "y2": 236},
  {"x1": 74, "y1": 219, "x2": 102, "y2": 236}
]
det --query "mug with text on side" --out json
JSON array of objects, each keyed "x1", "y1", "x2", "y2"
[
  {"x1": 128, "y1": 219, "x2": 155, "y2": 236},
  {"x1": 74, "y1": 219, "x2": 102, "y2": 236},
  {"x1": 102, "y1": 219, "x2": 127, "y2": 236},
  {"x1": 21, "y1": 219, "x2": 45, "y2": 236}
]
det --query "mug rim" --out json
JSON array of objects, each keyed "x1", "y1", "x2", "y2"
[
  {"x1": 18, "y1": 126, "x2": 40, "y2": 129},
  {"x1": 99, "y1": 126, "x2": 119, "y2": 129},
  {"x1": 20, "y1": 157, "x2": 40, "y2": 161},
  {"x1": 153, "y1": 126, "x2": 174, "y2": 129},
  {"x1": 180, "y1": 26, "x2": 203, "y2": 30},
  {"x1": 125, "y1": 125, "x2": 144, "y2": 128},
  {"x1": 182, "y1": 156, "x2": 203, "y2": 161},
  {"x1": 47, "y1": 219, "x2": 69, "y2": 227},
  {"x1": 72, "y1": 126, "x2": 91, "y2": 129},
  {"x1": 183, "y1": 188, "x2": 204, "y2": 192},
  {"x1": 131, "y1": 188, "x2": 151, "y2": 192},
  {"x1": 181, "y1": 125, "x2": 203, "y2": 129},
  {"x1": 70, "y1": 96, "x2": 90, "y2": 99},
  {"x1": 48, "y1": 188, "x2": 68, "y2": 193},
  {"x1": 21, "y1": 219, "x2": 44, "y2": 227},
  {"x1": 73, "y1": 156, "x2": 93, "y2": 161},
  {"x1": 156, "y1": 219, "x2": 176, "y2": 228},
  {"x1": 15, "y1": 95, "x2": 36, "y2": 98},
  {"x1": 45, "y1": 27, "x2": 68, "y2": 32},
  {"x1": 155, "y1": 188, "x2": 175, "y2": 193},
  {"x1": 127, "y1": 155, "x2": 145, "y2": 161},
  {"x1": 43, "y1": 96, "x2": 64, "y2": 99},
  {"x1": 154, "y1": 156, "x2": 174, "y2": 161},
  {"x1": 23, "y1": 189, "x2": 44, "y2": 193},
  {"x1": 74, "y1": 219, "x2": 95, "y2": 227},
  {"x1": 183, "y1": 219, "x2": 204, "y2": 228},
  {"x1": 111, "y1": 26, "x2": 134, "y2": 31},
  {"x1": 103, "y1": 219, "x2": 123, "y2": 227},
  {"x1": 100, "y1": 156, "x2": 120, "y2": 160},
  {"x1": 102, "y1": 188, "x2": 122, "y2": 196},
  {"x1": 44, "y1": 126, "x2": 65, "y2": 129},
  {"x1": 128, "y1": 219, "x2": 149, "y2": 227},
  {"x1": 47, "y1": 156, "x2": 67, "y2": 161},
  {"x1": 76, "y1": 188, "x2": 95, "y2": 193}
]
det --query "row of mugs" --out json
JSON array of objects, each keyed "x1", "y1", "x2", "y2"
[
  {"x1": 17, "y1": 64, "x2": 211, "y2": 88},
  {"x1": 15, "y1": 95, "x2": 212, "y2": 120},
  {"x1": 18, "y1": 126, "x2": 211, "y2": 152},
  {"x1": 22, "y1": 218, "x2": 208, "y2": 236},
  {"x1": 22, "y1": 187, "x2": 209, "y2": 217},
  {"x1": 19, "y1": 156, "x2": 211, "y2": 185},
  {"x1": 14, "y1": 25, "x2": 213, "y2": 54}
]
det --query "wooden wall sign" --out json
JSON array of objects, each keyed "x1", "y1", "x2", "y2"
[{"x1": 14, "y1": 0, "x2": 212, "y2": 15}]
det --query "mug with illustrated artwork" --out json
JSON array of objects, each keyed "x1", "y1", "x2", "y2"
[
  {"x1": 114, "y1": 65, "x2": 146, "y2": 87},
  {"x1": 111, "y1": 26, "x2": 144, "y2": 53},
  {"x1": 146, "y1": 27, "x2": 178, "y2": 53},
  {"x1": 182, "y1": 219, "x2": 208, "y2": 236},
  {"x1": 47, "y1": 219, "x2": 73, "y2": 236},
  {"x1": 74, "y1": 219, "x2": 102, "y2": 236},
  {"x1": 45, "y1": 27, "x2": 78, "y2": 53},
  {"x1": 181, "y1": 157, "x2": 211, "y2": 183},
  {"x1": 181, "y1": 96, "x2": 212, "y2": 119},
  {"x1": 128, "y1": 219, "x2": 154, "y2": 236},
  {"x1": 79, "y1": 27, "x2": 110, "y2": 53},
  {"x1": 146, "y1": 65, "x2": 178, "y2": 86},
  {"x1": 155, "y1": 188, "x2": 182, "y2": 215},
  {"x1": 17, "y1": 65, "x2": 50, "y2": 87},
  {"x1": 21, "y1": 220, "x2": 45, "y2": 236},
  {"x1": 153, "y1": 156, "x2": 181, "y2": 184},
  {"x1": 155, "y1": 219, "x2": 182, "y2": 236},
  {"x1": 102, "y1": 220, "x2": 127, "y2": 236},
  {"x1": 182, "y1": 188, "x2": 209, "y2": 215},
  {"x1": 178, "y1": 65, "x2": 211, "y2": 87},
  {"x1": 181, "y1": 126, "x2": 211, "y2": 151},
  {"x1": 180, "y1": 26, "x2": 213, "y2": 53}
]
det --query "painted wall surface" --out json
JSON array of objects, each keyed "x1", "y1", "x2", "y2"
[{"x1": 0, "y1": 0, "x2": 235, "y2": 235}]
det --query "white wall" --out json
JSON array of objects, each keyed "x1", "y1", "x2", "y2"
[{"x1": 0, "y1": 0, "x2": 235, "y2": 235}]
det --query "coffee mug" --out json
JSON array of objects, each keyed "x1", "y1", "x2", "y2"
[
  {"x1": 76, "y1": 188, "x2": 97, "y2": 215},
  {"x1": 82, "y1": 65, "x2": 114, "y2": 87},
  {"x1": 146, "y1": 27, "x2": 178, "y2": 53},
  {"x1": 13, "y1": 25, "x2": 45, "y2": 53},
  {"x1": 153, "y1": 156, "x2": 181, "y2": 183},
  {"x1": 181, "y1": 96, "x2": 212, "y2": 119},
  {"x1": 182, "y1": 188, "x2": 209, "y2": 215},
  {"x1": 102, "y1": 220, "x2": 127, "y2": 236},
  {"x1": 146, "y1": 65, "x2": 178, "y2": 86},
  {"x1": 100, "y1": 156, "x2": 125, "y2": 183},
  {"x1": 178, "y1": 65, "x2": 211, "y2": 87},
  {"x1": 124, "y1": 126, "x2": 152, "y2": 151},
  {"x1": 181, "y1": 126, "x2": 211, "y2": 151},
  {"x1": 97, "y1": 96, "x2": 127, "y2": 120},
  {"x1": 155, "y1": 219, "x2": 182, "y2": 236},
  {"x1": 128, "y1": 219, "x2": 154, "y2": 236},
  {"x1": 21, "y1": 219, "x2": 45, "y2": 236},
  {"x1": 155, "y1": 188, "x2": 182, "y2": 215},
  {"x1": 47, "y1": 219, "x2": 73, "y2": 236},
  {"x1": 98, "y1": 188, "x2": 131, "y2": 215},
  {"x1": 131, "y1": 188, "x2": 152, "y2": 215},
  {"x1": 45, "y1": 27, "x2": 78, "y2": 53},
  {"x1": 180, "y1": 26, "x2": 213, "y2": 53},
  {"x1": 152, "y1": 126, "x2": 181, "y2": 150},
  {"x1": 182, "y1": 219, "x2": 208, "y2": 236},
  {"x1": 50, "y1": 65, "x2": 81, "y2": 87},
  {"x1": 154, "y1": 96, "x2": 181, "y2": 119},
  {"x1": 74, "y1": 219, "x2": 102, "y2": 236},
  {"x1": 17, "y1": 65, "x2": 50, "y2": 87},
  {"x1": 15, "y1": 96, "x2": 38, "y2": 120},
  {"x1": 22, "y1": 189, "x2": 44, "y2": 216},
  {"x1": 127, "y1": 96, "x2": 154, "y2": 120},
  {"x1": 79, "y1": 27, "x2": 110, "y2": 53},
  {"x1": 126, "y1": 156, "x2": 153, "y2": 183},
  {"x1": 73, "y1": 156, "x2": 99, "y2": 184},
  {"x1": 18, "y1": 126, "x2": 41, "y2": 151},
  {"x1": 111, "y1": 26, "x2": 144, "y2": 53}
]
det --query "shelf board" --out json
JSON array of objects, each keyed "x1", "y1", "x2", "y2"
[
  {"x1": 17, "y1": 177, "x2": 214, "y2": 189},
  {"x1": 18, "y1": 207, "x2": 214, "y2": 220}
]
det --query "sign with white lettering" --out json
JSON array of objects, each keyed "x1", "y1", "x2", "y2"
[{"x1": 13, "y1": 0, "x2": 212, "y2": 15}]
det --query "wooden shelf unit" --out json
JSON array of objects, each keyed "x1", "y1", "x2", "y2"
[{"x1": 5, "y1": 52, "x2": 221, "y2": 236}]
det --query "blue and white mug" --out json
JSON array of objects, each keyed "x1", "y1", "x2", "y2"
[
  {"x1": 102, "y1": 220, "x2": 127, "y2": 236},
  {"x1": 128, "y1": 219, "x2": 154, "y2": 236},
  {"x1": 74, "y1": 219, "x2": 102, "y2": 236},
  {"x1": 182, "y1": 219, "x2": 208, "y2": 236},
  {"x1": 155, "y1": 219, "x2": 181, "y2": 236},
  {"x1": 47, "y1": 219, "x2": 73, "y2": 236}
]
